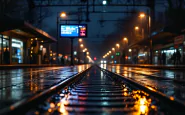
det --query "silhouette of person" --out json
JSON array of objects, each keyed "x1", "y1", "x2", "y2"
[
  {"x1": 176, "y1": 49, "x2": 181, "y2": 65},
  {"x1": 3, "y1": 44, "x2": 10, "y2": 64},
  {"x1": 61, "y1": 56, "x2": 64, "y2": 65},
  {"x1": 172, "y1": 52, "x2": 176, "y2": 65}
]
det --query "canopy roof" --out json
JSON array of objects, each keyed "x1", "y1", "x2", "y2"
[{"x1": 0, "y1": 16, "x2": 56, "y2": 42}]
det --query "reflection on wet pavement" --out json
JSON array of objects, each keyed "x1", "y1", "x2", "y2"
[
  {"x1": 100, "y1": 64, "x2": 185, "y2": 103},
  {"x1": 27, "y1": 66, "x2": 171, "y2": 115},
  {"x1": 0, "y1": 65, "x2": 91, "y2": 110}
]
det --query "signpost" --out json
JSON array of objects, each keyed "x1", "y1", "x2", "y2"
[{"x1": 60, "y1": 24, "x2": 87, "y2": 65}]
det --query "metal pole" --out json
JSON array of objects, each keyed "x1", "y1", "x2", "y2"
[
  {"x1": 70, "y1": 38, "x2": 74, "y2": 66},
  {"x1": 56, "y1": 14, "x2": 59, "y2": 64},
  {"x1": 147, "y1": 10, "x2": 152, "y2": 64},
  {"x1": 78, "y1": 41, "x2": 80, "y2": 64}
]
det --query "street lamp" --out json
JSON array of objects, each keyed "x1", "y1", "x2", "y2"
[
  {"x1": 135, "y1": 26, "x2": 139, "y2": 30},
  {"x1": 79, "y1": 38, "x2": 83, "y2": 42},
  {"x1": 60, "y1": 12, "x2": 66, "y2": 18},
  {"x1": 56, "y1": 11, "x2": 67, "y2": 64},
  {"x1": 139, "y1": 12, "x2": 152, "y2": 64},
  {"x1": 102, "y1": 0, "x2": 107, "y2": 5},
  {"x1": 80, "y1": 44, "x2": 84, "y2": 48},
  {"x1": 78, "y1": 38, "x2": 83, "y2": 64},
  {"x1": 139, "y1": 13, "x2": 146, "y2": 18},
  {"x1": 116, "y1": 43, "x2": 120, "y2": 48}
]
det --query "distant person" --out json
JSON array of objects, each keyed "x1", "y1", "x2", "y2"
[
  {"x1": 176, "y1": 50, "x2": 181, "y2": 65},
  {"x1": 172, "y1": 52, "x2": 176, "y2": 65},
  {"x1": 3, "y1": 47, "x2": 10, "y2": 64},
  {"x1": 61, "y1": 56, "x2": 64, "y2": 65}
]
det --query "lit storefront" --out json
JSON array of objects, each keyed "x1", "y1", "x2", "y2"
[
  {"x1": 12, "y1": 38, "x2": 24, "y2": 64},
  {"x1": 0, "y1": 17, "x2": 57, "y2": 64}
]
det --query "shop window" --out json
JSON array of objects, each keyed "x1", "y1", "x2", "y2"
[
  {"x1": 12, "y1": 39, "x2": 23, "y2": 64},
  {"x1": 2, "y1": 36, "x2": 10, "y2": 64}
]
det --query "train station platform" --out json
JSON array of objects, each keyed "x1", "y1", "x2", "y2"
[
  {"x1": 0, "y1": 64, "x2": 185, "y2": 70},
  {"x1": 0, "y1": 64, "x2": 60, "y2": 69},
  {"x1": 113, "y1": 64, "x2": 185, "y2": 70}
]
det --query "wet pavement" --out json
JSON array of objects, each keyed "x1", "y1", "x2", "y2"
[
  {"x1": 100, "y1": 64, "x2": 185, "y2": 104},
  {"x1": 26, "y1": 66, "x2": 178, "y2": 115},
  {"x1": 0, "y1": 65, "x2": 91, "y2": 110}
]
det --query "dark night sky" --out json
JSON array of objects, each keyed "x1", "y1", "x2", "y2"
[{"x1": 40, "y1": 2, "x2": 166, "y2": 60}]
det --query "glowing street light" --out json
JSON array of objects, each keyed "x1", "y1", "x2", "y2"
[
  {"x1": 135, "y1": 26, "x2": 139, "y2": 30},
  {"x1": 116, "y1": 44, "x2": 120, "y2": 48},
  {"x1": 80, "y1": 44, "x2": 84, "y2": 48},
  {"x1": 109, "y1": 51, "x2": 111, "y2": 53},
  {"x1": 112, "y1": 48, "x2": 115, "y2": 51},
  {"x1": 123, "y1": 37, "x2": 128, "y2": 41},
  {"x1": 102, "y1": 0, "x2": 107, "y2": 5},
  {"x1": 139, "y1": 13, "x2": 145, "y2": 18},
  {"x1": 129, "y1": 49, "x2": 132, "y2": 52},
  {"x1": 60, "y1": 12, "x2": 67, "y2": 18},
  {"x1": 79, "y1": 38, "x2": 83, "y2": 42}
]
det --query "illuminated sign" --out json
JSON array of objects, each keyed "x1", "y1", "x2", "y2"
[
  {"x1": 60, "y1": 24, "x2": 87, "y2": 38},
  {"x1": 116, "y1": 52, "x2": 120, "y2": 56}
]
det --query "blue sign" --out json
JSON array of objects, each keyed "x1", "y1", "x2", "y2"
[
  {"x1": 60, "y1": 24, "x2": 87, "y2": 38},
  {"x1": 60, "y1": 25, "x2": 79, "y2": 37}
]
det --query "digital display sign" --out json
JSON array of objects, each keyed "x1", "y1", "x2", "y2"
[{"x1": 60, "y1": 24, "x2": 87, "y2": 38}]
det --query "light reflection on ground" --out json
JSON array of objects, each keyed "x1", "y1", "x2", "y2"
[
  {"x1": 0, "y1": 64, "x2": 91, "y2": 110},
  {"x1": 105, "y1": 64, "x2": 185, "y2": 103}
]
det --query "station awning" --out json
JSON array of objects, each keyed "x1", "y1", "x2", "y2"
[
  {"x1": 128, "y1": 27, "x2": 178, "y2": 49},
  {"x1": 0, "y1": 16, "x2": 57, "y2": 42}
]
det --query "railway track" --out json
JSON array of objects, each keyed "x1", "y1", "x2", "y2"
[{"x1": 1, "y1": 65, "x2": 185, "y2": 115}]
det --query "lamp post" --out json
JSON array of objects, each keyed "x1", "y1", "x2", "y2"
[
  {"x1": 56, "y1": 12, "x2": 66, "y2": 64},
  {"x1": 78, "y1": 38, "x2": 83, "y2": 64},
  {"x1": 123, "y1": 37, "x2": 128, "y2": 64},
  {"x1": 139, "y1": 11, "x2": 152, "y2": 64},
  {"x1": 116, "y1": 43, "x2": 120, "y2": 64}
]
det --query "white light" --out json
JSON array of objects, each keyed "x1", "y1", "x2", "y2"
[
  {"x1": 138, "y1": 54, "x2": 145, "y2": 56},
  {"x1": 12, "y1": 43, "x2": 21, "y2": 48},
  {"x1": 102, "y1": 0, "x2": 107, "y2": 5},
  {"x1": 129, "y1": 49, "x2": 132, "y2": 52},
  {"x1": 101, "y1": 60, "x2": 103, "y2": 63},
  {"x1": 74, "y1": 51, "x2": 77, "y2": 55},
  {"x1": 104, "y1": 61, "x2": 107, "y2": 63},
  {"x1": 40, "y1": 45, "x2": 43, "y2": 50}
]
